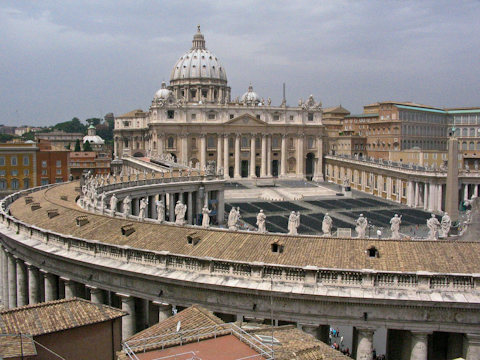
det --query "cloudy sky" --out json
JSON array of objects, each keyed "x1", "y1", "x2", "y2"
[{"x1": 1, "y1": 0, "x2": 479, "y2": 127}]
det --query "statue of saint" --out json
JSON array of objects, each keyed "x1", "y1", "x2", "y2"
[
  {"x1": 390, "y1": 214, "x2": 402, "y2": 240},
  {"x1": 427, "y1": 214, "x2": 441, "y2": 240},
  {"x1": 202, "y1": 206, "x2": 212, "y2": 228},
  {"x1": 440, "y1": 212, "x2": 452, "y2": 237},
  {"x1": 139, "y1": 198, "x2": 148, "y2": 221},
  {"x1": 156, "y1": 199, "x2": 165, "y2": 222},
  {"x1": 322, "y1": 213, "x2": 332, "y2": 237},
  {"x1": 174, "y1": 200, "x2": 187, "y2": 225},
  {"x1": 355, "y1": 214, "x2": 368, "y2": 238},
  {"x1": 288, "y1": 211, "x2": 300, "y2": 235},
  {"x1": 122, "y1": 196, "x2": 131, "y2": 218},
  {"x1": 110, "y1": 193, "x2": 118, "y2": 216},
  {"x1": 228, "y1": 207, "x2": 241, "y2": 230},
  {"x1": 256, "y1": 210, "x2": 267, "y2": 233}
]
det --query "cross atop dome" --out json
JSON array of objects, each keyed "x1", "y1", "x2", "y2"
[{"x1": 192, "y1": 25, "x2": 206, "y2": 50}]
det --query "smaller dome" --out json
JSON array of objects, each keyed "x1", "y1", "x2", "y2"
[
  {"x1": 155, "y1": 81, "x2": 171, "y2": 99},
  {"x1": 241, "y1": 85, "x2": 261, "y2": 104}
]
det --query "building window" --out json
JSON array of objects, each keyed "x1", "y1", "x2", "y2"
[
  {"x1": 241, "y1": 136, "x2": 248, "y2": 148},
  {"x1": 11, "y1": 170, "x2": 18, "y2": 176},
  {"x1": 229, "y1": 137, "x2": 234, "y2": 149},
  {"x1": 56, "y1": 160, "x2": 61, "y2": 167},
  {"x1": 55, "y1": 178, "x2": 63, "y2": 183},
  {"x1": 167, "y1": 110, "x2": 175, "y2": 119},
  {"x1": 230, "y1": 114, "x2": 234, "y2": 119},
  {"x1": 0, "y1": 170, "x2": 5, "y2": 176},
  {"x1": 11, "y1": 156, "x2": 17, "y2": 166},
  {"x1": 124, "y1": 139, "x2": 129, "y2": 148},
  {"x1": 41, "y1": 179, "x2": 49, "y2": 186},
  {"x1": 23, "y1": 178, "x2": 30, "y2": 189},
  {"x1": 290, "y1": 116, "x2": 294, "y2": 121},
  {"x1": 191, "y1": 113, "x2": 196, "y2": 120},
  {"x1": 0, "y1": 179, "x2": 6, "y2": 189},
  {"x1": 23, "y1": 156, "x2": 29, "y2": 166},
  {"x1": 308, "y1": 113, "x2": 314, "y2": 121},
  {"x1": 208, "y1": 113, "x2": 216, "y2": 120},
  {"x1": 191, "y1": 138, "x2": 197, "y2": 149},
  {"x1": 42, "y1": 170, "x2": 47, "y2": 175},
  {"x1": 56, "y1": 169, "x2": 62, "y2": 175},
  {"x1": 272, "y1": 137, "x2": 279, "y2": 149},
  {"x1": 11, "y1": 179, "x2": 19, "y2": 189},
  {"x1": 273, "y1": 115, "x2": 280, "y2": 121},
  {"x1": 42, "y1": 161, "x2": 47, "y2": 168},
  {"x1": 0, "y1": 157, "x2": 4, "y2": 166},
  {"x1": 207, "y1": 136, "x2": 215, "y2": 148},
  {"x1": 256, "y1": 115, "x2": 261, "y2": 120},
  {"x1": 167, "y1": 136, "x2": 175, "y2": 149}
]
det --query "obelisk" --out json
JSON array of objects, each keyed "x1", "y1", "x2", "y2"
[{"x1": 445, "y1": 128, "x2": 459, "y2": 223}]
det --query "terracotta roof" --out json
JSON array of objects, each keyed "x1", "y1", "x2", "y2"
[
  {"x1": 116, "y1": 109, "x2": 147, "y2": 118},
  {"x1": 0, "y1": 334, "x2": 37, "y2": 359},
  {"x1": 0, "y1": 298, "x2": 126, "y2": 337},
  {"x1": 247, "y1": 326, "x2": 350, "y2": 360},
  {"x1": 323, "y1": 106, "x2": 350, "y2": 114}
]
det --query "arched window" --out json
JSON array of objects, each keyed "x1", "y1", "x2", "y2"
[
  {"x1": 229, "y1": 137, "x2": 234, "y2": 149},
  {"x1": 462, "y1": 128, "x2": 468, "y2": 137},
  {"x1": 241, "y1": 136, "x2": 248, "y2": 148},
  {"x1": 207, "y1": 136, "x2": 215, "y2": 148},
  {"x1": 289, "y1": 137, "x2": 294, "y2": 149},
  {"x1": 308, "y1": 137, "x2": 314, "y2": 148},
  {"x1": 476, "y1": 142, "x2": 480, "y2": 151},
  {"x1": 470, "y1": 142, "x2": 475, "y2": 150},
  {"x1": 23, "y1": 178, "x2": 30, "y2": 189},
  {"x1": 11, "y1": 179, "x2": 19, "y2": 190},
  {"x1": 0, "y1": 179, "x2": 6, "y2": 189},
  {"x1": 124, "y1": 139, "x2": 129, "y2": 148},
  {"x1": 255, "y1": 137, "x2": 260, "y2": 148},
  {"x1": 462, "y1": 141, "x2": 467, "y2": 150},
  {"x1": 470, "y1": 128, "x2": 476, "y2": 137},
  {"x1": 167, "y1": 136, "x2": 175, "y2": 149},
  {"x1": 272, "y1": 136, "x2": 279, "y2": 149},
  {"x1": 153, "y1": 141, "x2": 157, "y2": 150}
]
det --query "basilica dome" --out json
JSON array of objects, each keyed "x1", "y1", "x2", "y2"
[
  {"x1": 242, "y1": 85, "x2": 261, "y2": 104},
  {"x1": 170, "y1": 26, "x2": 227, "y2": 83},
  {"x1": 154, "y1": 81, "x2": 171, "y2": 99}
]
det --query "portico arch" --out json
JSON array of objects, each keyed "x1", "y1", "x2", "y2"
[{"x1": 306, "y1": 153, "x2": 315, "y2": 181}]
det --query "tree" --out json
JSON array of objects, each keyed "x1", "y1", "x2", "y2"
[
  {"x1": 21, "y1": 131, "x2": 35, "y2": 141},
  {"x1": 74, "y1": 139, "x2": 81, "y2": 151},
  {"x1": 86, "y1": 118, "x2": 102, "y2": 127},
  {"x1": 83, "y1": 140, "x2": 93, "y2": 151},
  {"x1": 54, "y1": 117, "x2": 87, "y2": 134}
]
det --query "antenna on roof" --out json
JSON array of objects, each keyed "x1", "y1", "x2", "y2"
[{"x1": 283, "y1": 83, "x2": 286, "y2": 104}]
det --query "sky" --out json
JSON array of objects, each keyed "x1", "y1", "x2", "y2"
[{"x1": 1, "y1": 0, "x2": 479, "y2": 127}]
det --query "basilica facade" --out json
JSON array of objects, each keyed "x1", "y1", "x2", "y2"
[{"x1": 114, "y1": 26, "x2": 325, "y2": 181}]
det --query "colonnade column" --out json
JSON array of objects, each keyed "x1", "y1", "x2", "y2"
[
  {"x1": 261, "y1": 134, "x2": 267, "y2": 177},
  {"x1": 217, "y1": 135, "x2": 223, "y2": 172},
  {"x1": 280, "y1": 134, "x2": 287, "y2": 177},
  {"x1": 118, "y1": 294, "x2": 136, "y2": 340},
  {"x1": 386, "y1": 177, "x2": 392, "y2": 200},
  {"x1": 475, "y1": 184, "x2": 479, "y2": 197},
  {"x1": 223, "y1": 134, "x2": 230, "y2": 179},
  {"x1": 296, "y1": 135, "x2": 304, "y2": 178},
  {"x1": 1, "y1": 248, "x2": 9, "y2": 309},
  {"x1": 16, "y1": 258, "x2": 28, "y2": 307},
  {"x1": 234, "y1": 134, "x2": 241, "y2": 178},
  {"x1": 301, "y1": 324, "x2": 319, "y2": 338},
  {"x1": 465, "y1": 333, "x2": 480, "y2": 360},
  {"x1": 407, "y1": 180, "x2": 414, "y2": 206},
  {"x1": 410, "y1": 331, "x2": 429, "y2": 360},
  {"x1": 437, "y1": 184, "x2": 443, "y2": 212},
  {"x1": 356, "y1": 328, "x2": 375, "y2": 360},
  {"x1": 169, "y1": 193, "x2": 175, "y2": 223},
  {"x1": 181, "y1": 134, "x2": 188, "y2": 165},
  {"x1": 62, "y1": 278, "x2": 76, "y2": 299},
  {"x1": 27, "y1": 263, "x2": 40, "y2": 305},
  {"x1": 200, "y1": 134, "x2": 206, "y2": 171},
  {"x1": 313, "y1": 135, "x2": 323, "y2": 181},
  {"x1": 89, "y1": 286, "x2": 104, "y2": 304},
  {"x1": 250, "y1": 134, "x2": 256, "y2": 178},
  {"x1": 415, "y1": 182, "x2": 420, "y2": 206},
  {"x1": 7, "y1": 252, "x2": 17, "y2": 308},
  {"x1": 423, "y1": 184, "x2": 429, "y2": 211},
  {"x1": 397, "y1": 180, "x2": 402, "y2": 203},
  {"x1": 464, "y1": 184, "x2": 469, "y2": 201},
  {"x1": 187, "y1": 192, "x2": 193, "y2": 225},
  {"x1": 217, "y1": 190, "x2": 225, "y2": 225},
  {"x1": 43, "y1": 271, "x2": 58, "y2": 302},
  {"x1": 267, "y1": 135, "x2": 272, "y2": 177},
  {"x1": 428, "y1": 183, "x2": 436, "y2": 211},
  {"x1": 154, "y1": 302, "x2": 172, "y2": 323}
]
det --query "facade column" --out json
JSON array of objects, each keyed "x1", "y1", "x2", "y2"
[
  {"x1": 187, "y1": 191, "x2": 193, "y2": 225},
  {"x1": 89, "y1": 286, "x2": 104, "y2": 304},
  {"x1": 397, "y1": 179, "x2": 402, "y2": 203},
  {"x1": 261, "y1": 134, "x2": 267, "y2": 177},
  {"x1": 158, "y1": 134, "x2": 164, "y2": 155},
  {"x1": 223, "y1": 134, "x2": 230, "y2": 179},
  {"x1": 62, "y1": 278, "x2": 76, "y2": 299},
  {"x1": 465, "y1": 333, "x2": 480, "y2": 360},
  {"x1": 217, "y1": 189, "x2": 225, "y2": 225},
  {"x1": 217, "y1": 135, "x2": 223, "y2": 172},
  {"x1": 118, "y1": 294, "x2": 136, "y2": 341},
  {"x1": 181, "y1": 134, "x2": 188, "y2": 165},
  {"x1": 356, "y1": 328, "x2": 375, "y2": 360},
  {"x1": 26, "y1": 263, "x2": 40, "y2": 305},
  {"x1": 386, "y1": 177, "x2": 392, "y2": 200},
  {"x1": 296, "y1": 135, "x2": 304, "y2": 178},
  {"x1": 475, "y1": 184, "x2": 479, "y2": 197},
  {"x1": 16, "y1": 258, "x2": 28, "y2": 307},
  {"x1": 410, "y1": 331, "x2": 429, "y2": 360},
  {"x1": 267, "y1": 135, "x2": 272, "y2": 177},
  {"x1": 1, "y1": 248, "x2": 9, "y2": 309},
  {"x1": 43, "y1": 272, "x2": 57, "y2": 302},
  {"x1": 415, "y1": 182, "x2": 420, "y2": 206},
  {"x1": 464, "y1": 183, "x2": 469, "y2": 201},
  {"x1": 250, "y1": 134, "x2": 256, "y2": 178},
  {"x1": 7, "y1": 252, "x2": 17, "y2": 308},
  {"x1": 234, "y1": 133, "x2": 241, "y2": 178},
  {"x1": 437, "y1": 184, "x2": 443, "y2": 212},
  {"x1": 280, "y1": 134, "x2": 287, "y2": 177},
  {"x1": 200, "y1": 134, "x2": 206, "y2": 171},
  {"x1": 154, "y1": 302, "x2": 172, "y2": 323},
  {"x1": 428, "y1": 183, "x2": 436, "y2": 211},
  {"x1": 361, "y1": 171, "x2": 366, "y2": 192},
  {"x1": 313, "y1": 135, "x2": 324, "y2": 181}
]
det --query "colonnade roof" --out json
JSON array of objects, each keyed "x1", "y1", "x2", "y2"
[{"x1": 8, "y1": 181, "x2": 480, "y2": 274}]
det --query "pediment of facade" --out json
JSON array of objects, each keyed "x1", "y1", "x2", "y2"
[{"x1": 224, "y1": 114, "x2": 266, "y2": 126}]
